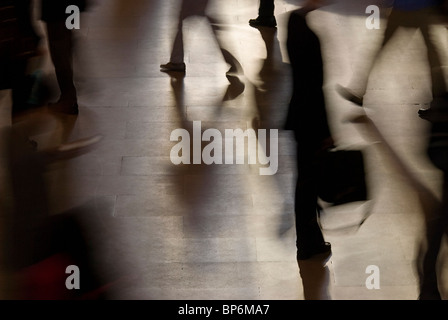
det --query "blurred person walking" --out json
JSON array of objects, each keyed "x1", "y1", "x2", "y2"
[
  {"x1": 284, "y1": 1, "x2": 334, "y2": 263},
  {"x1": 160, "y1": 0, "x2": 243, "y2": 75},
  {"x1": 41, "y1": 0, "x2": 88, "y2": 115},
  {"x1": 337, "y1": 0, "x2": 448, "y2": 116}
]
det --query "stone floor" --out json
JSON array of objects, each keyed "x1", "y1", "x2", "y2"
[{"x1": 1, "y1": 0, "x2": 448, "y2": 300}]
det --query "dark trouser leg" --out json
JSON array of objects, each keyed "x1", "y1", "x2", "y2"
[
  {"x1": 419, "y1": 180, "x2": 448, "y2": 299},
  {"x1": 6, "y1": 125, "x2": 49, "y2": 270},
  {"x1": 169, "y1": 0, "x2": 209, "y2": 63},
  {"x1": 250, "y1": 0, "x2": 276, "y2": 27},
  {"x1": 46, "y1": 20, "x2": 77, "y2": 103},
  {"x1": 347, "y1": 8, "x2": 400, "y2": 97},
  {"x1": 169, "y1": 20, "x2": 185, "y2": 64},
  {"x1": 258, "y1": 0, "x2": 275, "y2": 17},
  {"x1": 207, "y1": 16, "x2": 243, "y2": 74},
  {"x1": 295, "y1": 146, "x2": 325, "y2": 256}
]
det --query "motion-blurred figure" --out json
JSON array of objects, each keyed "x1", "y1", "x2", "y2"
[
  {"x1": 41, "y1": 0, "x2": 88, "y2": 115},
  {"x1": 251, "y1": 26, "x2": 290, "y2": 130},
  {"x1": 160, "y1": 0, "x2": 243, "y2": 76},
  {"x1": 0, "y1": 1, "x2": 125, "y2": 299},
  {"x1": 418, "y1": 111, "x2": 448, "y2": 299},
  {"x1": 0, "y1": 0, "x2": 43, "y2": 120},
  {"x1": 337, "y1": 0, "x2": 448, "y2": 116},
  {"x1": 284, "y1": 5, "x2": 333, "y2": 262},
  {"x1": 284, "y1": 2, "x2": 336, "y2": 299},
  {"x1": 249, "y1": 0, "x2": 277, "y2": 28},
  {"x1": 2, "y1": 122, "x2": 121, "y2": 299}
]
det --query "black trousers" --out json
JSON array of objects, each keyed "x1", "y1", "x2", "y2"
[
  {"x1": 294, "y1": 145, "x2": 326, "y2": 252},
  {"x1": 258, "y1": 0, "x2": 275, "y2": 17},
  {"x1": 46, "y1": 20, "x2": 77, "y2": 102},
  {"x1": 285, "y1": 9, "x2": 332, "y2": 253}
]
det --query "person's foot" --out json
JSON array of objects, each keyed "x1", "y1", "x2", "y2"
[
  {"x1": 249, "y1": 16, "x2": 277, "y2": 28},
  {"x1": 48, "y1": 100, "x2": 79, "y2": 115},
  {"x1": 160, "y1": 62, "x2": 186, "y2": 73},
  {"x1": 297, "y1": 242, "x2": 332, "y2": 260},
  {"x1": 336, "y1": 84, "x2": 364, "y2": 106}
]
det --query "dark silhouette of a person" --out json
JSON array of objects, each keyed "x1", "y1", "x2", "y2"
[
  {"x1": 418, "y1": 112, "x2": 448, "y2": 299},
  {"x1": 160, "y1": 0, "x2": 243, "y2": 76},
  {"x1": 41, "y1": 0, "x2": 88, "y2": 115},
  {"x1": 337, "y1": 0, "x2": 448, "y2": 116},
  {"x1": 0, "y1": 0, "x2": 42, "y2": 119},
  {"x1": 284, "y1": 7, "x2": 333, "y2": 261}
]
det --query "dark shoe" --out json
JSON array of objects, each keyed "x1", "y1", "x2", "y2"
[
  {"x1": 249, "y1": 16, "x2": 277, "y2": 28},
  {"x1": 48, "y1": 100, "x2": 79, "y2": 115},
  {"x1": 336, "y1": 84, "x2": 364, "y2": 106},
  {"x1": 160, "y1": 62, "x2": 186, "y2": 73},
  {"x1": 297, "y1": 242, "x2": 332, "y2": 260}
]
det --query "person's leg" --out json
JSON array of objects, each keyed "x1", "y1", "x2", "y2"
[
  {"x1": 418, "y1": 179, "x2": 448, "y2": 299},
  {"x1": 287, "y1": 10, "x2": 331, "y2": 260},
  {"x1": 10, "y1": 60, "x2": 31, "y2": 118},
  {"x1": 249, "y1": 0, "x2": 276, "y2": 28},
  {"x1": 168, "y1": 21, "x2": 185, "y2": 64},
  {"x1": 161, "y1": 0, "x2": 209, "y2": 72},
  {"x1": 205, "y1": 14, "x2": 244, "y2": 75},
  {"x1": 46, "y1": 20, "x2": 78, "y2": 113},
  {"x1": 258, "y1": 0, "x2": 275, "y2": 17},
  {"x1": 160, "y1": 19, "x2": 187, "y2": 72},
  {"x1": 418, "y1": 9, "x2": 448, "y2": 113},
  {"x1": 294, "y1": 146, "x2": 330, "y2": 260},
  {"x1": 337, "y1": 9, "x2": 401, "y2": 106}
]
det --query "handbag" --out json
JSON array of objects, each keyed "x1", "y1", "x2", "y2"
[
  {"x1": 317, "y1": 148, "x2": 368, "y2": 205},
  {"x1": 316, "y1": 148, "x2": 372, "y2": 232}
]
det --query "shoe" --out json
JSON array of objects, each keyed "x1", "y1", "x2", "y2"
[
  {"x1": 336, "y1": 84, "x2": 364, "y2": 106},
  {"x1": 249, "y1": 16, "x2": 277, "y2": 28},
  {"x1": 160, "y1": 62, "x2": 186, "y2": 73},
  {"x1": 297, "y1": 242, "x2": 332, "y2": 260},
  {"x1": 48, "y1": 100, "x2": 79, "y2": 115}
]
